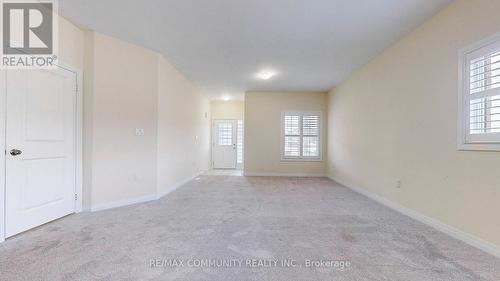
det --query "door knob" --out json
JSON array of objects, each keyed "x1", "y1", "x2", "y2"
[{"x1": 10, "y1": 149, "x2": 22, "y2": 156}]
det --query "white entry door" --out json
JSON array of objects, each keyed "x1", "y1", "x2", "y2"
[
  {"x1": 213, "y1": 120, "x2": 237, "y2": 169},
  {"x1": 5, "y1": 67, "x2": 77, "y2": 237}
]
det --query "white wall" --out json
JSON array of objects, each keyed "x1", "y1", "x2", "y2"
[
  {"x1": 156, "y1": 56, "x2": 210, "y2": 197},
  {"x1": 328, "y1": 0, "x2": 500, "y2": 249},
  {"x1": 245, "y1": 91, "x2": 327, "y2": 176}
]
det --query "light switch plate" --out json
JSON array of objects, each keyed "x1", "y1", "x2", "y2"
[{"x1": 135, "y1": 128, "x2": 145, "y2": 136}]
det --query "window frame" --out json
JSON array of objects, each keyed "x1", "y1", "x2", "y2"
[
  {"x1": 281, "y1": 111, "x2": 323, "y2": 161},
  {"x1": 217, "y1": 121, "x2": 234, "y2": 146},
  {"x1": 458, "y1": 32, "x2": 500, "y2": 151},
  {"x1": 237, "y1": 120, "x2": 244, "y2": 164}
]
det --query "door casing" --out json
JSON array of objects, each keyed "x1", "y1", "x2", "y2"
[
  {"x1": 212, "y1": 119, "x2": 238, "y2": 169},
  {"x1": 0, "y1": 62, "x2": 83, "y2": 242}
]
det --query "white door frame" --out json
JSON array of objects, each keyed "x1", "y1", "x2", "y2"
[
  {"x1": 212, "y1": 119, "x2": 238, "y2": 169},
  {"x1": 0, "y1": 62, "x2": 83, "y2": 242}
]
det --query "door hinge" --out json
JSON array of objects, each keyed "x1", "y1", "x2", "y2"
[{"x1": 74, "y1": 193, "x2": 78, "y2": 201}]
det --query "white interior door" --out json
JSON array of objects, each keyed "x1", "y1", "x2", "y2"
[
  {"x1": 213, "y1": 120, "x2": 237, "y2": 169},
  {"x1": 5, "y1": 67, "x2": 77, "y2": 237}
]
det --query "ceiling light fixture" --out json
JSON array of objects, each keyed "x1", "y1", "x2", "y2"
[
  {"x1": 256, "y1": 70, "x2": 276, "y2": 80},
  {"x1": 222, "y1": 96, "x2": 230, "y2": 101}
]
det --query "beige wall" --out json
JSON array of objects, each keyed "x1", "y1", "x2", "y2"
[
  {"x1": 3, "y1": 23, "x2": 208, "y2": 211},
  {"x1": 157, "y1": 56, "x2": 210, "y2": 196},
  {"x1": 245, "y1": 91, "x2": 327, "y2": 176},
  {"x1": 86, "y1": 32, "x2": 159, "y2": 208},
  {"x1": 211, "y1": 101, "x2": 245, "y2": 120},
  {"x1": 58, "y1": 17, "x2": 85, "y2": 70},
  {"x1": 82, "y1": 32, "x2": 211, "y2": 208},
  {"x1": 328, "y1": 0, "x2": 500, "y2": 248},
  {"x1": 82, "y1": 31, "x2": 94, "y2": 209}
]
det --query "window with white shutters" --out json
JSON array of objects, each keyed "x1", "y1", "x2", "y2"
[
  {"x1": 282, "y1": 112, "x2": 322, "y2": 160},
  {"x1": 459, "y1": 35, "x2": 500, "y2": 150}
]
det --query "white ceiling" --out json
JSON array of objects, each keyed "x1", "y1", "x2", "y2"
[{"x1": 59, "y1": 0, "x2": 452, "y2": 100}]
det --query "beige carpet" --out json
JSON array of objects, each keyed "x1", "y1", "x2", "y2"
[{"x1": 0, "y1": 176, "x2": 499, "y2": 281}]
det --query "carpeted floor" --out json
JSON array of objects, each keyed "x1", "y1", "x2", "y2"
[{"x1": 0, "y1": 176, "x2": 499, "y2": 281}]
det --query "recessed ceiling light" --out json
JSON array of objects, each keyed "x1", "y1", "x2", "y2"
[
  {"x1": 222, "y1": 96, "x2": 230, "y2": 101},
  {"x1": 256, "y1": 70, "x2": 276, "y2": 80}
]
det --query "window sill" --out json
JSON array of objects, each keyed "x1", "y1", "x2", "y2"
[
  {"x1": 458, "y1": 143, "x2": 500, "y2": 152},
  {"x1": 281, "y1": 158, "x2": 323, "y2": 162}
]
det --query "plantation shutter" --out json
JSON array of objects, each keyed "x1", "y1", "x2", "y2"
[
  {"x1": 282, "y1": 112, "x2": 321, "y2": 159},
  {"x1": 302, "y1": 115, "x2": 319, "y2": 157},
  {"x1": 467, "y1": 42, "x2": 500, "y2": 142},
  {"x1": 283, "y1": 114, "x2": 301, "y2": 157}
]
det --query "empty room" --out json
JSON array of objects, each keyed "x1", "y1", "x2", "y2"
[{"x1": 1, "y1": 0, "x2": 500, "y2": 280}]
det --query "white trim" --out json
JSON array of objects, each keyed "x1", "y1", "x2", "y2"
[
  {"x1": 56, "y1": 62, "x2": 84, "y2": 213},
  {"x1": 281, "y1": 111, "x2": 323, "y2": 161},
  {"x1": 90, "y1": 194, "x2": 158, "y2": 212},
  {"x1": 0, "y1": 62, "x2": 83, "y2": 242},
  {"x1": 0, "y1": 70, "x2": 6, "y2": 243},
  {"x1": 90, "y1": 172, "x2": 201, "y2": 212},
  {"x1": 75, "y1": 67, "x2": 83, "y2": 213},
  {"x1": 457, "y1": 32, "x2": 500, "y2": 151},
  {"x1": 244, "y1": 172, "x2": 326, "y2": 177},
  {"x1": 280, "y1": 158, "x2": 323, "y2": 162},
  {"x1": 329, "y1": 176, "x2": 500, "y2": 259},
  {"x1": 458, "y1": 142, "x2": 500, "y2": 151},
  {"x1": 212, "y1": 119, "x2": 238, "y2": 169},
  {"x1": 157, "y1": 172, "x2": 201, "y2": 199},
  {"x1": 236, "y1": 119, "x2": 244, "y2": 166}
]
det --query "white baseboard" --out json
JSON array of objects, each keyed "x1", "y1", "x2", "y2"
[
  {"x1": 328, "y1": 176, "x2": 500, "y2": 259},
  {"x1": 244, "y1": 172, "x2": 326, "y2": 177},
  {"x1": 90, "y1": 194, "x2": 157, "y2": 212},
  {"x1": 157, "y1": 172, "x2": 201, "y2": 199},
  {"x1": 90, "y1": 172, "x2": 201, "y2": 212}
]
